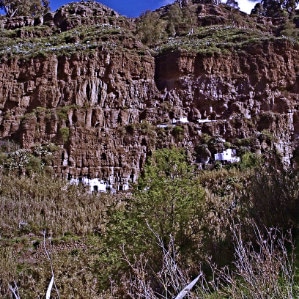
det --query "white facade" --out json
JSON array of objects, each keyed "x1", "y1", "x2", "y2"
[
  {"x1": 172, "y1": 117, "x2": 189, "y2": 124},
  {"x1": 157, "y1": 124, "x2": 172, "y2": 128},
  {"x1": 197, "y1": 119, "x2": 217, "y2": 123},
  {"x1": 69, "y1": 177, "x2": 130, "y2": 193},
  {"x1": 214, "y1": 149, "x2": 240, "y2": 163}
]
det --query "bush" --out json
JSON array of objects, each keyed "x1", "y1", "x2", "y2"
[
  {"x1": 171, "y1": 125, "x2": 184, "y2": 142},
  {"x1": 137, "y1": 11, "x2": 166, "y2": 45},
  {"x1": 121, "y1": 222, "x2": 297, "y2": 299},
  {"x1": 240, "y1": 167, "x2": 299, "y2": 230},
  {"x1": 101, "y1": 148, "x2": 206, "y2": 289},
  {"x1": 58, "y1": 127, "x2": 70, "y2": 144},
  {"x1": 239, "y1": 152, "x2": 261, "y2": 169}
]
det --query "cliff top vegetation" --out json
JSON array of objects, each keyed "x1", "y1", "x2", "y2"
[{"x1": 0, "y1": 0, "x2": 297, "y2": 59}]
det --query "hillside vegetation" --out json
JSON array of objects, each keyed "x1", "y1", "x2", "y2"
[
  {"x1": 0, "y1": 148, "x2": 298, "y2": 298},
  {"x1": 0, "y1": 0, "x2": 298, "y2": 297}
]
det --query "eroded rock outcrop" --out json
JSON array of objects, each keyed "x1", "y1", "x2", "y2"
[{"x1": 0, "y1": 1, "x2": 298, "y2": 188}]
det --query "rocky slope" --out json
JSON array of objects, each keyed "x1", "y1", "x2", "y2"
[{"x1": 0, "y1": 1, "x2": 298, "y2": 189}]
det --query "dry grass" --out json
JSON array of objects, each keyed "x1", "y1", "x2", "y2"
[
  {"x1": 0, "y1": 171, "x2": 118, "y2": 298},
  {"x1": 0, "y1": 164, "x2": 297, "y2": 298},
  {"x1": 0, "y1": 172, "x2": 116, "y2": 238}
]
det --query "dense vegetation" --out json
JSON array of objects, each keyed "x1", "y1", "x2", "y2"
[
  {"x1": 0, "y1": 0, "x2": 49, "y2": 17},
  {"x1": 0, "y1": 147, "x2": 297, "y2": 298},
  {"x1": 136, "y1": 0, "x2": 299, "y2": 49}
]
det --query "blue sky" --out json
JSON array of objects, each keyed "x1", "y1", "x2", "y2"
[
  {"x1": 50, "y1": 0, "x2": 174, "y2": 16},
  {"x1": 50, "y1": 0, "x2": 259, "y2": 17}
]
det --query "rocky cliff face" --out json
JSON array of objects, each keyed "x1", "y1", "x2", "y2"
[
  {"x1": 155, "y1": 38, "x2": 299, "y2": 164},
  {"x1": 0, "y1": 41, "x2": 157, "y2": 187},
  {"x1": 0, "y1": 1, "x2": 298, "y2": 189}
]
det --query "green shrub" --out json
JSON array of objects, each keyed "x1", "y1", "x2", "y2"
[
  {"x1": 201, "y1": 133, "x2": 212, "y2": 144},
  {"x1": 136, "y1": 11, "x2": 166, "y2": 45},
  {"x1": 171, "y1": 125, "x2": 184, "y2": 141},
  {"x1": 239, "y1": 152, "x2": 261, "y2": 169},
  {"x1": 58, "y1": 127, "x2": 70, "y2": 144},
  {"x1": 260, "y1": 129, "x2": 275, "y2": 143},
  {"x1": 101, "y1": 148, "x2": 206, "y2": 288}
]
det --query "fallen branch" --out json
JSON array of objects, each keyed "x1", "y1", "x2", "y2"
[
  {"x1": 175, "y1": 274, "x2": 201, "y2": 299},
  {"x1": 46, "y1": 276, "x2": 54, "y2": 299},
  {"x1": 8, "y1": 282, "x2": 20, "y2": 299},
  {"x1": 43, "y1": 230, "x2": 60, "y2": 299}
]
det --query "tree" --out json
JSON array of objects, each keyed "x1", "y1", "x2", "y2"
[
  {"x1": 251, "y1": 2, "x2": 265, "y2": 15},
  {"x1": 166, "y1": 2, "x2": 183, "y2": 36},
  {"x1": 101, "y1": 148, "x2": 206, "y2": 290},
  {"x1": 251, "y1": 0, "x2": 299, "y2": 17},
  {"x1": 226, "y1": 0, "x2": 240, "y2": 9},
  {"x1": 137, "y1": 11, "x2": 166, "y2": 45},
  {"x1": 0, "y1": 0, "x2": 50, "y2": 17},
  {"x1": 262, "y1": 0, "x2": 285, "y2": 16},
  {"x1": 134, "y1": 148, "x2": 205, "y2": 247},
  {"x1": 111, "y1": 148, "x2": 205, "y2": 251}
]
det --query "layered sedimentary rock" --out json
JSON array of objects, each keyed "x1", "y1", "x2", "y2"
[
  {"x1": 155, "y1": 38, "x2": 299, "y2": 165},
  {"x1": 0, "y1": 40, "x2": 157, "y2": 188},
  {"x1": 0, "y1": 1, "x2": 298, "y2": 189}
]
